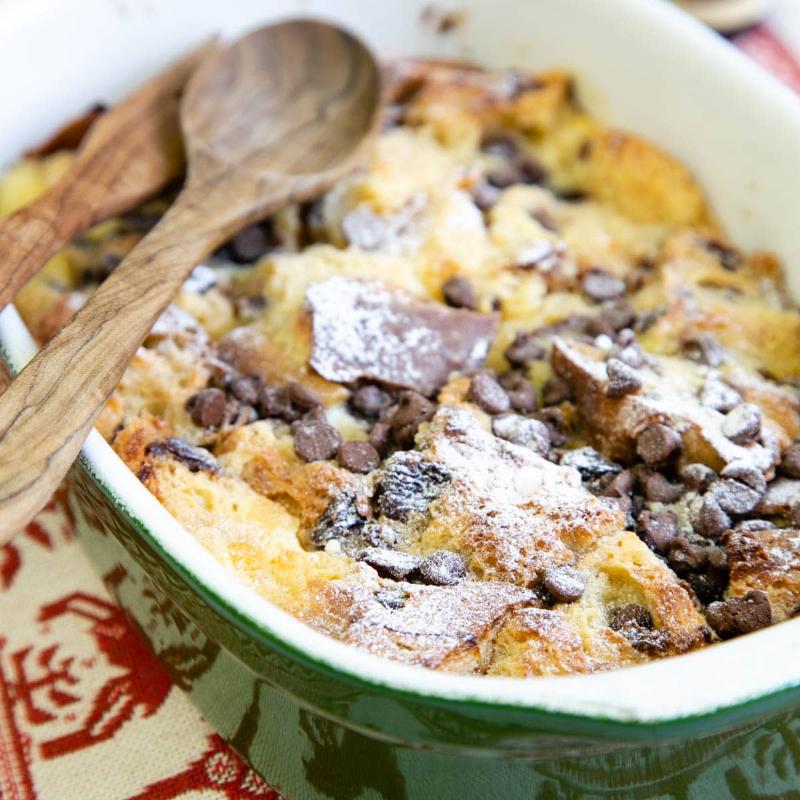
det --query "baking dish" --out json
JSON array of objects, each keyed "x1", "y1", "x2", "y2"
[{"x1": 2, "y1": 0, "x2": 800, "y2": 796}]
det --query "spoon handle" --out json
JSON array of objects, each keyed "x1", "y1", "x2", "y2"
[{"x1": 0, "y1": 197, "x2": 224, "y2": 541}]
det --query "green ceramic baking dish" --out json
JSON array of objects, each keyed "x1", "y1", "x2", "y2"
[{"x1": 2, "y1": 0, "x2": 800, "y2": 796}]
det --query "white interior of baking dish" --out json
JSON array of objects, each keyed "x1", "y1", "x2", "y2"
[{"x1": 1, "y1": 0, "x2": 799, "y2": 723}]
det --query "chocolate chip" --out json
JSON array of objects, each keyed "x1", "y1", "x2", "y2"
[
  {"x1": 375, "y1": 588, "x2": 406, "y2": 609},
  {"x1": 582, "y1": 269, "x2": 626, "y2": 302},
  {"x1": 472, "y1": 180, "x2": 501, "y2": 211},
  {"x1": 667, "y1": 536, "x2": 711, "y2": 574},
  {"x1": 600, "y1": 469, "x2": 634, "y2": 498},
  {"x1": 693, "y1": 496, "x2": 731, "y2": 539},
  {"x1": 599, "y1": 301, "x2": 636, "y2": 332},
  {"x1": 390, "y1": 390, "x2": 436, "y2": 448},
  {"x1": 722, "y1": 403, "x2": 762, "y2": 444},
  {"x1": 287, "y1": 382, "x2": 322, "y2": 413},
  {"x1": 609, "y1": 604, "x2": 652, "y2": 631},
  {"x1": 416, "y1": 550, "x2": 466, "y2": 586},
  {"x1": 680, "y1": 462, "x2": 717, "y2": 492},
  {"x1": 376, "y1": 452, "x2": 449, "y2": 521},
  {"x1": 230, "y1": 374, "x2": 261, "y2": 406},
  {"x1": 146, "y1": 438, "x2": 221, "y2": 474},
  {"x1": 709, "y1": 479, "x2": 762, "y2": 516},
  {"x1": 498, "y1": 370, "x2": 538, "y2": 413},
  {"x1": 720, "y1": 461, "x2": 767, "y2": 494},
  {"x1": 338, "y1": 441, "x2": 381, "y2": 474},
  {"x1": 292, "y1": 412, "x2": 342, "y2": 462},
  {"x1": 680, "y1": 333, "x2": 726, "y2": 367},
  {"x1": 258, "y1": 386, "x2": 297, "y2": 422},
  {"x1": 349, "y1": 384, "x2": 392, "y2": 419},
  {"x1": 644, "y1": 472, "x2": 684, "y2": 503},
  {"x1": 541, "y1": 374, "x2": 572, "y2": 406},
  {"x1": 359, "y1": 547, "x2": 422, "y2": 580},
  {"x1": 638, "y1": 510, "x2": 678, "y2": 552},
  {"x1": 542, "y1": 565, "x2": 585, "y2": 603},
  {"x1": 504, "y1": 332, "x2": 546, "y2": 367},
  {"x1": 560, "y1": 447, "x2": 621, "y2": 480},
  {"x1": 227, "y1": 222, "x2": 278, "y2": 263},
  {"x1": 702, "y1": 238, "x2": 742, "y2": 271},
  {"x1": 613, "y1": 342, "x2": 645, "y2": 370},
  {"x1": 756, "y1": 477, "x2": 800, "y2": 515},
  {"x1": 187, "y1": 388, "x2": 227, "y2": 428},
  {"x1": 468, "y1": 373, "x2": 511, "y2": 415},
  {"x1": 442, "y1": 275, "x2": 478, "y2": 310},
  {"x1": 492, "y1": 414, "x2": 550, "y2": 455},
  {"x1": 700, "y1": 378, "x2": 741, "y2": 413},
  {"x1": 368, "y1": 421, "x2": 392, "y2": 456},
  {"x1": 605, "y1": 357, "x2": 642, "y2": 398},
  {"x1": 487, "y1": 154, "x2": 547, "y2": 188},
  {"x1": 780, "y1": 441, "x2": 800, "y2": 479},
  {"x1": 636, "y1": 424, "x2": 681, "y2": 466},
  {"x1": 706, "y1": 590, "x2": 772, "y2": 639}
]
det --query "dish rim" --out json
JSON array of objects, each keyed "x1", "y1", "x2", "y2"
[{"x1": 1, "y1": 0, "x2": 799, "y2": 733}]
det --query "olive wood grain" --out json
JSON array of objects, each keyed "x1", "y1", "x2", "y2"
[
  {"x1": 0, "y1": 41, "x2": 215, "y2": 314},
  {"x1": 0, "y1": 20, "x2": 380, "y2": 539}
]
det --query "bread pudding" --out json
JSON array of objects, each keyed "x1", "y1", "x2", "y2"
[{"x1": 5, "y1": 59, "x2": 799, "y2": 677}]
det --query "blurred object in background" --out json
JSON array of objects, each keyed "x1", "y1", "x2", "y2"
[{"x1": 677, "y1": 0, "x2": 772, "y2": 32}]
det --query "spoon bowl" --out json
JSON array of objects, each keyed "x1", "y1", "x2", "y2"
[{"x1": 0, "y1": 19, "x2": 382, "y2": 538}]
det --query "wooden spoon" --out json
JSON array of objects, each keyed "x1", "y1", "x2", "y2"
[
  {"x1": 0, "y1": 20, "x2": 381, "y2": 539},
  {"x1": 0, "y1": 41, "x2": 215, "y2": 313}
]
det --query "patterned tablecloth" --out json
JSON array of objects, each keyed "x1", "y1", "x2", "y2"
[{"x1": 1, "y1": 8, "x2": 799, "y2": 799}]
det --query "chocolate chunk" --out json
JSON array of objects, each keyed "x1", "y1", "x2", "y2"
[
  {"x1": 390, "y1": 390, "x2": 436, "y2": 448},
  {"x1": 307, "y1": 278, "x2": 499, "y2": 396},
  {"x1": 531, "y1": 208, "x2": 558, "y2": 232},
  {"x1": 504, "y1": 332, "x2": 545, "y2": 366},
  {"x1": 230, "y1": 374, "x2": 261, "y2": 406},
  {"x1": 722, "y1": 403, "x2": 762, "y2": 444},
  {"x1": 359, "y1": 547, "x2": 422, "y2": 580},
  {"x1": 638, "y1": 509, "x2": 678, "y2": 552},
  {"x1": 706, "y1": 590, "x2": 772, "y2": 639},
  {"x1": 187, "y1": 388, "x2": 227, "y2": 428},
  {"x1": 734, "y1": 519, "x2": 775, "y2": 531},
  {"x1": 542, "y1": 565, "x2": 585, "y2": 603},
  {"x1": 292, "y1": 412, "x2": 342, "y2": 462},
  {"x1": 227, "y1": 222, "x2": 278, "y2": 263},
  {"x1": 258, "y1": 386, "x2": 299, "y2": 422},
  {"x1": 468, "y1": 373, "x2": 511, "y2": 415},
  {"x1": 498, "y1": 370, "x2": 538, "y2": 413},
  {"x1": 376, "y1": 452, "x2": 450, "y2": 521},
  {"x1": 533, "y1": 408, "x2": 568, "y2": 447},
  {"x1": 560, "y1": 447, "x2": 621, "y2": 480},
  {"x1": 480, "y1": 132, "x2": 519, "y2": 158},
  {"x1": 780, "y1": 441, "x2": 800, "y2": 479},
  {"x1": 680, "y1": 462, "x2": 717, "y2": 492},
  {"x1": 349, "y1": 384, "x2": 392, "y2": 418},
  {"x1": 700, "y1": 378, "x2": 741, "y2": 413},
  {"x1": 368, "y1": 421, "x2": 392, "y2": 456},
  {"x1": 702, "y1": 238, "x2": 742, "y2": 271},
  {"x1": 756, "y1": 477, "x2": 800, "y2": 515},
  {"x1": 720, "y1": 461, "x2": 767, "y2": 494},
  {"x1": 600, "y1": 301, "x2": 636, "y2": 332},
  {"x1": 694, "y1": 496, "x2": 731, "y2": 539},
  {"x1": 643, "y1": 473, "x2": 684, "y2": 503},
  {"x1": 581, "y1": 269, "x2": 626, "y2": 302},
  {"x1": 338, "y1": 441, "x2": 381, "y2": 474},
  {"x1": 375, "y1": 588, "x2": 406, "y2": 609},
  {"x1": 680, "y1": 333, "x2": 726, "y2": 367},
  {"x1": 492, "y1": 414, "x2": 550, "y2": 456},
  {"x1": 541, "y1": 374, "x2": 572, "y2": 406},
  {"x1": 416, "y1": 550, "x2": 466, "y2": 586},
  {"x1": 442, "y1": 275, "x2": 478, "y2": 310},
  {"x1": 312, "y1": 493, "x2": 368, "y2": 550},
  {"x1": 605, "y1": 357, "x2": 642, "y2": 398},
  {"x1": 146, "y1": 438, "x2": 221, "y2": 474},
  {"x1": 609, "y1": 604, "x2": 652, "y2": 631},
  {"x1": 636, "y1": 424, "x2": 681, "y2": 466}
]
